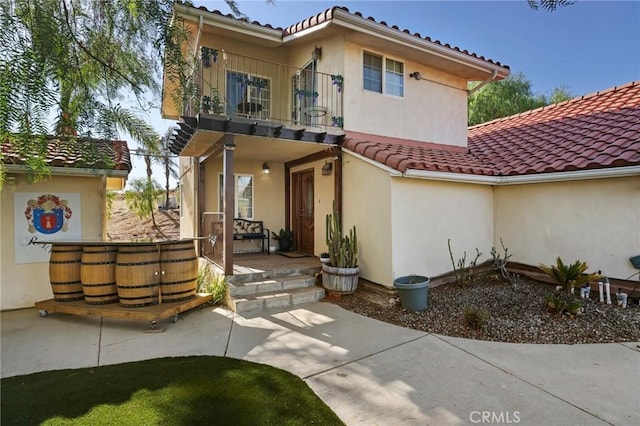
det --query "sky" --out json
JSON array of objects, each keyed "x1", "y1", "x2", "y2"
[{"x1": 129, "y1": 0, "x2": 640, "y2": 186}]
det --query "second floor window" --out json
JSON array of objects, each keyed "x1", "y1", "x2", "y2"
[
  {"x1": 226, "y1": 71, "x2": 271, "y2": 119},
  {"x1": 363, "y1": 52, "x2": 404, "y2": 97}
]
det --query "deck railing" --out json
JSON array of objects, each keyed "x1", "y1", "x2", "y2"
[{"x1": 184, "y1": 48, "x2": 344, "y2": 130}]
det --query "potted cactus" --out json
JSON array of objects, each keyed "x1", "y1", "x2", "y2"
[{"x1": 322, "y1": 201, "x2": 359, "y2": 294}]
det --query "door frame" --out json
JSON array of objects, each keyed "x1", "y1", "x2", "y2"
[
  {"x1": 292, "y1": 168, "x2": 315, "y2": 254},
  {"x1": 284, "y1": 149, "x2": 342, "y2": 254}
]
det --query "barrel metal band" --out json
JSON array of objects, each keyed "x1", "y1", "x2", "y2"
[
  {"x1": 160, "y1": 256, "x2": 198, "y2": 264},
  {"x1": 116, "y1": 260, "x2": 160, "y2": 266}
]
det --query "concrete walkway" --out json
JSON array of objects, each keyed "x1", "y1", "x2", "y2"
[{"x1": 1, "y1": 302, "x2": 638, "y2": 425}]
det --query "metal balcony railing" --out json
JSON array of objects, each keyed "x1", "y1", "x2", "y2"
[{"x1": 184, "y1": 47, "x2": 344, "y2": 130}]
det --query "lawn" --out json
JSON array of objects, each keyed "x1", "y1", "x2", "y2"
[{"x1": 1, "y1": 356, "x2": 344, "y2": 426}]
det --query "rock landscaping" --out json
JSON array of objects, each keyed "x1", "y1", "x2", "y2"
[{"x1": 330, "y1": 273, "x2": 640, "y2": 344}]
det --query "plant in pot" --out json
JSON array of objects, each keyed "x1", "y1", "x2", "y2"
[
  {"x1": 272, "y1": 228, "x2": 293, "y2": 252},
  {"x1": 322, "y1": 202, "x2": 359, "y2": 294},
  {"x1": 319, "y1": 252, "x2": 330, "y2": 264}
]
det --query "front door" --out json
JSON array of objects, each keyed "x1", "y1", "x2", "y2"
[{"x1": 292, "y1": 169, "x2": 314, "y2": 254}]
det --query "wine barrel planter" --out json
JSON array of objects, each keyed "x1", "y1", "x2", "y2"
[
  {"x1": 321, "y1": 264, "x2": 359, "y2": 294},
  {"x1": 49, "y1": 245, "x2": 84, "y2": 302},
  {"x1": 116, "y1": 245, "x2": 160, "y2": 307},
  {"x1": 159, "y1": 241, "x2": 197, "y2": 303},
  {"x1": 81, "y1": 246, "x2": 119, "y2": 305}
]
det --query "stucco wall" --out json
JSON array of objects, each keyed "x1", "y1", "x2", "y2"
[
  {"x1": 495, "y1": 176, "x2": 640, "y2": 280},
  {"x1": 343, "y1": 41, "x2": 468, "y2": 146},
  {"x1": 341, "y1": 153, "x2": 393, "y2": 285},
  {"x1": 389, "y1": 177, "x2": 494, "y2": 286},
  {"x1": 203, "y1": 156, "x2": 285, "y2": 252},
  {"x1": 1, "y1": 175, "x2": 105, "y2": 310}
]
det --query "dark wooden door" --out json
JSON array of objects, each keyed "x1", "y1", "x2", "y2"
[{"x1": 292, "y1": 169, "x2": 314, "y2": 254}]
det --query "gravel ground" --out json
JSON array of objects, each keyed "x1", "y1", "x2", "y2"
[{"x1": 331, "y1": 272, "x2": 640, "y2": 344}]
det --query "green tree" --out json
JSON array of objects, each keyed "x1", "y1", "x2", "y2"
[
  {"x1": 528, "y1": 0, "x2": 575, "y2": 12},
  {"x1": 159, "y1": 129, "x2": 179, "y2": 210},
  {"x1": 125, "y1": 178, "x2": 162, "y2": 228},
  {"x1": 0, "y1": 0, "x2": 248, "y2": 188},
  {"x1": 0, "y1": 0, "x2": 171, "y2": 185},
  {"x1": 468, "y1": 72, "x2": 572, "y2": 126}
]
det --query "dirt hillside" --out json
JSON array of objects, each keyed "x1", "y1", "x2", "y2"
[{"x1": 107, "y1": 194, "x2": 180, "y2": 240}]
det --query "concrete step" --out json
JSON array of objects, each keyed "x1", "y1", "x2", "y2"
[
  {"x1": 229, "y1": 286, "x2": 325, "y2": 313},
  {"x1": 226, "y1": 267, "x2": 321, "y2": 285},
  {"x1": 229, "y1": 275, "x2": 316, "y2": 297}
]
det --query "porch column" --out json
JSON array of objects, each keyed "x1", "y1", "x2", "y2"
[{"x1": 223, "y1": 134, "x2": 235, "y2": 276}]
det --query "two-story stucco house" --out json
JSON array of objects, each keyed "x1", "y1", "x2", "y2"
[{"x1": 162, "y1": 3, "x2": 639, "y2": 300}]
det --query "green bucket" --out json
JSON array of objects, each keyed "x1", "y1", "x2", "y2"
[{"x1": 393, "y1": 275, "x2": 430, "y2": 311}]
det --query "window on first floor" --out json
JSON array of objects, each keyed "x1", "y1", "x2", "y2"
[
  {"x1": 363, "y1": 51, "x2": 404, "y2": 97},
  {"x1": 218, "y1": 173, "x2": 254, "y2": 219}
]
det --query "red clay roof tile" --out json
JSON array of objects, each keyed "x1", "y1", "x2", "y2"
[
  {"x1": 2, "y1": 136, "x2": 132, "y2": 172},
  {"x1": 469, "y1": 82, "x2": 640, "y2": 176},
  {"x1": 176, "y1": 2, "x2": 508, "y2": 70}
]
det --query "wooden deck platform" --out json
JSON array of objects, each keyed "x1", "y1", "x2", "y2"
[{"x1": 34, "y1": 294, "x2": 212, "y2": 328}]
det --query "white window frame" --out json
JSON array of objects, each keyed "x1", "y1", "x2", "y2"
[
  {"x1": 363, "y1": 50, "x2": 405, "y2": 98},
  {"x1": 218, "y1": 173, "x2": 254, "y2": 219},
  {"x1": 225, "y1": 70, "x2": 271, "y2": 119}
]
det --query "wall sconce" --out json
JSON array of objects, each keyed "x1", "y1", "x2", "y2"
[
  {"x1": 262, "y1": 162, "x2": 270, "y2": 175},
  {"x1": 409, "y1": 71, "x2": 422, "y2": 80},
  {"x1": 322, "y1": 161, "x2": 333, "y2": 176},
  {"x1": 312, "y1": 45, "x2": 322, "y2": 61}
]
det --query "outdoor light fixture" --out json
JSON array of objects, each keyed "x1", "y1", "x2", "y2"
[
  {"x1": 322, "y1": 161, "x2": 333, "y2": 176},
  {"x1": 409, "y1": 71, "x2": 422, "y2": 80},
  {"x1": 262, "y1": 162, "x2": 270, "y2": 174},
  {"x1": 312, "y1": 45, "x2": 322, "y2": 61}
]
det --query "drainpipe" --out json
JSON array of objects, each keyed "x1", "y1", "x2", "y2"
[{"x1": 468, "y1": 69, "x2": 498, "y2": 96}]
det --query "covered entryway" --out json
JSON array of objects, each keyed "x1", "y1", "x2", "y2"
[{"x1": 170, "y1": 115, "x2": 344, "y2": 276}]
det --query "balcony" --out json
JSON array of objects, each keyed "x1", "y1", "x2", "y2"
[{"x1": 184, "y1": 47, "x2": 345, "y2": 132}]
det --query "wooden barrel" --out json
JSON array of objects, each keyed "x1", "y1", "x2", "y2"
[
  {"x1": 160, "y1": 241, "x2": 197, "y2": 303},
  {"x1": 116, "y1": 245, "x2": 160, "y2": 307},
  {"x1": 81, "y1": 246, "x2": 119, "y2": 305},
  {"x1": 49, "y1": 245, "x2": 84, "y2": 302}
]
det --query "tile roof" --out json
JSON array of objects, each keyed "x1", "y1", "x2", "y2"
[
  {"x1": 176, "y1": 2, "x2": 508, "y2": 69},
  {"x1": 468, "y1": 81, "x2": 640, "y2": 176},
  {"x1": 2, "y1": 136, "x2": 132, "y2": 172},
  {"x1": 343, "y1": 132, "x2": 496, "y2": 176},
  {"x1": 344, "y1": 82, "x2": 640, "y2": 177}
]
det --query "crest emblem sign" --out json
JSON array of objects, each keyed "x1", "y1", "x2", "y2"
[{"x1": 24, "y1": 194, "x2": 73, "y2": 234}]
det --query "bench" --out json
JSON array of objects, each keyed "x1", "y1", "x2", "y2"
[{"x1": 233, "y1": 218, "x2": 270, "y2": 254}]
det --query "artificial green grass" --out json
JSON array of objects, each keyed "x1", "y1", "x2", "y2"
[{"x1": 1, "y1": 356, "x2": 344, "y2": 426}]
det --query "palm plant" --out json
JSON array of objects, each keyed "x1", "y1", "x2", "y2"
[{"x1": 539, "y1": 257, "x2": 600, "y2": 294}]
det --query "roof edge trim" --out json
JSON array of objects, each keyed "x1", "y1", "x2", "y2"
[
  {"x1": 4, "y1": 165, "x2": 130, "y2": 178},
  {"x1": 174, "y1": 3, "x2": 284, "y2": 44},
  {"x1": 344, "y1": 149, "x2": 403, "y2": 176},
  {"x1": 403, "y1": 166, "x2": 640, "y2": 185},
  {"x1": 331, "y1": 8, "x2": 510, "y2": 78}
]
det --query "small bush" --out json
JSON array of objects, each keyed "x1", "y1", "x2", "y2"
[
  {"x1": 464, "y1": 305, "x2": 489, "y2": 330},
  {"x1": 448, "y1": 239, "x2": 482, "y2": 288},
  {"x1": 544, "y1": 292, "x2": 583, "y2": 317},
  {"x1": 539, "y1": 257, "x2": 599, "y2": 294},
  {"x1": 197, "y1": 264, "x2": 227, "y2": 305}
]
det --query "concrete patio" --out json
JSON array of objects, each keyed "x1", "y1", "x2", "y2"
[{"x1": 1, "y1": 302, "x2": 638, "y2": 425}]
